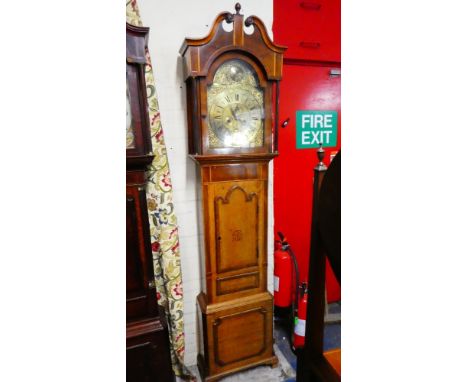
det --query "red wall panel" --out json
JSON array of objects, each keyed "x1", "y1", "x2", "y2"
[{"x1": 273, "y1": 0, "x2": 341, "y2": 302}]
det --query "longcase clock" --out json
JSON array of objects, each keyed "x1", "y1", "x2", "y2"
[
  {"x1": 180, "y1": 4, "x2": 286, "y2": 381},
  {"x1": 126, "y1": 22, "x2": 175, "y2": 382}
]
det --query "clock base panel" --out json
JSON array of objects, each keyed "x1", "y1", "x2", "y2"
[{"x1": 196, "y1": 292, "x2": 278, "y2": 381}]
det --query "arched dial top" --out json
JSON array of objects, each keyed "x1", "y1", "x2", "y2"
[{"x1": 208, "y1": 59, "x2": 264, "y2": 148}]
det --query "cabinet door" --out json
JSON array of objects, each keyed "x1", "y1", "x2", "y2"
[
  {"x1": 126, "y1": 184, "x2": 158, "y2": 320},
  {"x1": 274, "y1": 0, "x2": 341, "y2": 62},
  {"x1": 210, "y1": 180, "x2": 267, "y2": 300},
  {"x1": 127, "y1": 342, "x2": 155, "y2": 382},
  {"x1": 126, "y1": 329, "x2": 175, "y2": 382}
]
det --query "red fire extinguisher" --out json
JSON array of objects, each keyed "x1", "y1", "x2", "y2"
[
  {"x1": 293, "y1": 282, "x2": 308, "y2": 350},
  {"x1": 274, "y1": 232, "x2": 299, "y2": 310},
  {"x1": 274, "y1": 232, "x2": 304, "y2": 352},
  {"x1": 274, "y1": 238, "x2": 293, "y2": 308}
]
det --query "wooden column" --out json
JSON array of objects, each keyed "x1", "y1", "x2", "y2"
[{"x1": 297, "y1": 145, "x2": 340, "y2": 382}]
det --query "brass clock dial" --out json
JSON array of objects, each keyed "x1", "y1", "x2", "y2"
[{"x1": 207, "y1": 59, "x2": 264, "y2": 148}]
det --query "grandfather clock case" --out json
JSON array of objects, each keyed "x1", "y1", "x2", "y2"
[
  {"x1": 180, "y1": 4, "x2": 286, "y2": 381},
  {"x1": 126, "y1": 23, "x2": 175, "y2": 382}
]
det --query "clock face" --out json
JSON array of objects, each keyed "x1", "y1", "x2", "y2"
[{"x1": 207, "y1": 59, "x2": 264, "y2": 148}]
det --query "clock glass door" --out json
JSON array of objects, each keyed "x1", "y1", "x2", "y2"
[
  {"x1": 126, "y1": 77, "x2": 136, "y2": 149},
  {"x1": 207, "y1": 59, "x2": 264, "y2": 149}
]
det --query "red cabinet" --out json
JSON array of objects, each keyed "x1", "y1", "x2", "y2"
[
  {"x1": 273, "y1": 0, "x2": 341, "y2": 62},
  {"x1": 273, "y1": 1, "x2": 341, "y2": 301}
]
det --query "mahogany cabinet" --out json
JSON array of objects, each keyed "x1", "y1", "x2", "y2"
[{"x1": 126, "y1": 22, "x2": 175, "y2": 382}]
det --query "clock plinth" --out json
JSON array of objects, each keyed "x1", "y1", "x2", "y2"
[
  {"x1": 181, "y1": 4, "x2": 286, "y2": 380},
  {"x1": 196, "y1": 292, "x2": 278, "y2": 382}
]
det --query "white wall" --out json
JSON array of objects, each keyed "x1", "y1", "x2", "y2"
[{"x1": 137, "y1": 0, "x2": 274, "y2": 367}]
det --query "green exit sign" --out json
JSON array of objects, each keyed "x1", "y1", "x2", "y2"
[{"x1": 296, "y1": 110, "x2": 338, "y2": 149}]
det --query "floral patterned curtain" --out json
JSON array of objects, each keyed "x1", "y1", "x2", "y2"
[{"x1": 127, "y1": 1, "x2": 193, "y2": 379}]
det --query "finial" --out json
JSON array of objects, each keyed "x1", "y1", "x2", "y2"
[
  {"x1": 315, "y1": 143, "x2": 327, "y2": 171},
  {"x1": 235, "y1": 3, "x2": 241, "y2": 14},
  {"x1": 317, "y1": 143, "x2": 325, "y2": 164}
]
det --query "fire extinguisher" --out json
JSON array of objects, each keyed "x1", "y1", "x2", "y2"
[
  {"x1": 274, "y1": 238, "x2": 292, "y2": 308},
  {"x1": 274, "y1": 232, "x2": 302, "y2": 351},
  {"x1": 293, "y1": 282, "x2": 308, "y2": 350},
  {"x1": 274, "y1": 232, "x2": 299, "y2": 311}
]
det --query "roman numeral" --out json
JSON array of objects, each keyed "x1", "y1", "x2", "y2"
[
  {"x1": 235, "y1": 94, "x2": 240, "y2": 101},
  {"x1": 225, "y1": 95, "x2": 231, "y2": 103}
]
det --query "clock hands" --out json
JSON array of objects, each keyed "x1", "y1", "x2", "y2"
[
  {"x1": 229, "y1": 105, "x2": 247, "y2": 128},
  {"x1": 229, "y1": 106, "x2": 238, "y2": 121}
]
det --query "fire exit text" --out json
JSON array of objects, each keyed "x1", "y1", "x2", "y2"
[{"x1": 296, "y1": 110, "x2": 338, "y2": 149}]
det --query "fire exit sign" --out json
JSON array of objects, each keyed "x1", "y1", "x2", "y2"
[{"x1": 296, "y1": 110, "x2": 338, "y2": 149}]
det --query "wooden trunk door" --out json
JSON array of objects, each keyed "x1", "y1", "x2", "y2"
[
  {"x1": 126, "y1": 184, "x2": 158, "y2": 319},
  {"x1": 209, "y1": 180, "x2": 267, "y2": 301}
]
